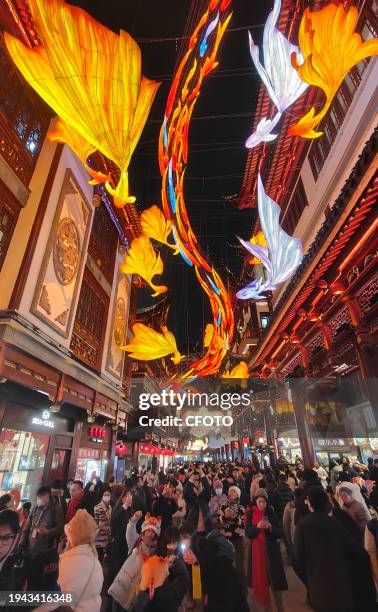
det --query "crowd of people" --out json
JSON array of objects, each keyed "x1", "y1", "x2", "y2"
[{"x1": 0, "y1": 455, "x2": 378, "y2": 611}]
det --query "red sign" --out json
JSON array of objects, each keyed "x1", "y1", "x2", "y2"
[
  {"x1": 242, "y1": 437, "x2": 249, "y2": 445},
  {"x1": 89, "y1": 426, "x2": 106, "y2": 441}
]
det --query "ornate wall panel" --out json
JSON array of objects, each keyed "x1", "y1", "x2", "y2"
[
  {"x1": 105, "y1": 271, "x2": 131, "y2": 380},
  {"x1": 30, "y1": 168, "x2": 92, "y2": 337},
  {"x1": 70, "y1": 266, "x2": 109, "y2": 370},
  {"x1": 0, "y1": 178, "x2": 21, "y2": 271}
]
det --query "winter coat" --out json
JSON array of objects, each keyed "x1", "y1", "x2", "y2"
[
  {"x1": 217, "y1": 499, "x2": 244, "y2": 541},
  {"x1": 245, "y1": 505, "x2": 288, "y2": 591},
  {"x1": 271, "y1": 482, "x2": 293, "y2": 520},
  {"x1": 365, "y1": 519, "x2": 378, "y2": 583},
  {"x1": 109, "y1": 546, "x2": 144, "y2": 610},
  {"x1": 134, "y1": 488, "x2": 148, "y2": 514},
  {"x1": 152, "y1": 496, "x2": 178, "y2": 532},
  {"x1": 342, "y1": 498, "x2": 371, "y2": 534},
  {"x1": 130, "y1": 558, "x2": 188, "y2": 612},
  {"x1": 294, "y1": 512, "x2": 375, "y2": 612},
  {"x1": 58, "y1": 544, "x2": 103, "y2": 612},
  {"x1": 21, "y1": 501, "x2": 64, "y2": 557},
  {"x1": 110, "y1": 505, "x2": 133, "y2": 571},
  {"x1": 330, "y1": 465, "x2": 341, "y2": 491},
  {"x1": 183, "y1": 478, "x2": 211, "y2": 531},
  {"x1": 94, "y1": 500, "x2": 112, "y2": 549}
]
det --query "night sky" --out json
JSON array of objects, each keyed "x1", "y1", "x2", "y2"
[{"x1": 72, "y1": 0, "x2": 273, "y2": 352}]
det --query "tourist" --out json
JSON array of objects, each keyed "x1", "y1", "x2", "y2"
[
  {"x1": 152, "y1": 483, "x2": 178, "y2": 532},
  {"x1": 313, "y1": 461, "x2": 328, "y2": 489},
  {"x1": 208, "y1": 478, "x2": 227, "y2": 515},
  {"x1": 218, "y1": 485, "x2": 245, "y2": 591},
  {"x1": 337, "y1": 484, "x2": 371, "y2": 535},
  {"x1": 271, "y1": 474, "x2": 294, "y2": 522},
  {"x1": 20, "y1": 485, "x2": 64, "y2": 558},
  {"x1": 108, "y1": 488, "x2": 134, "y2": 584},
  {"x1": 94, "y1": 487, "x2": 112, "y2": 563},
  {"x1": 108, "y1": 512, "x2": 160, "y2": 611},
  {"x1": 294, "y1": 486, "x2": 374, "y2": 612},
  {"x1": 0, "y1": 495, "x2": 13, "y2": 512},
  {"x1": 57, "y1": 509, "x2": 103, "y2": 612},
  {"x1": 246, "y1": 488, "x2": 287, "y2": 612},
  {"x1": 0, "y1": 509, "x2": 22, "y2": 591},
  {"x1": 66, "y1": 480, "x2": 92, "y2": 522},
  {"x1": 183, "y1": 470, "x2": 211, "y2": 535}
]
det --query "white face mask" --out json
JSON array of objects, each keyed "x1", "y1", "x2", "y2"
[
  {"x1": 215, "y1": 488, "x2": 223, "y2": 496},
  {"x1": 103, "y1": 495, "x2": 111, "y2": 504}
]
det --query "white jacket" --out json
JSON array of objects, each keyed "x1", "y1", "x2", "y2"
[
  {"x1": 34, "y1": 544, "x2": 103, "y2": 612},
  {"x1": 58, "y1": 544, "x2": 103, "y2": 612},
  {"x1": 108, "y1": 546, "x2": 143, "y2": 610}
]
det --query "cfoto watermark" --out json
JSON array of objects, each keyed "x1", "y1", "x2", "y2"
[
  {"x1": 138, "y1": 389, "x2": 253, "y2": 411},
  {"x1": 139, "y1": 414, "x2": 234, "y2": 427}
]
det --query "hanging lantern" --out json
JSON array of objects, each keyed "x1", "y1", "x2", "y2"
[{"x1": 115, "y1": 442, "x2": 127, "y2": 459}]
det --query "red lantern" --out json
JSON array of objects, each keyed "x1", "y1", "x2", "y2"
[
  {"x1": 115, "y1": 442, "x2": 127, "y2": 458},
  {"x1": 243, "y1": 437, "x2": 249, "y2": 445}
]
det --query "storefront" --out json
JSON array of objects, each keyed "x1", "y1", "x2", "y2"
[
  {"x1": 0, "y1": 387, "x2": 77, "y2": 503},
  {"x1": 74, "y1": 422, "x2": 113, "y2": 485}
]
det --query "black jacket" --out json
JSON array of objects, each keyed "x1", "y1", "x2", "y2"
[
  {"x1": 152, "y1": 496, "x2": 178, "y2": 533},
  {"x1": 109, "y1": 505, "x2": 134, "y2": 578},
  {"x1": 245, "y1": 505, "x2": 287, "y2": 591},
  {"x1": 184, "y1": 478, "x2": 211, "y2": 530},
  {"x1": 21, "y1": 501, "x2": 64, "y2": 557},
  {"x1": 271, "y1": 482, "x2": 293, "y2": 520},
  {"x1": 294, "y1": 512, "x2": 375, "y2": 612}
]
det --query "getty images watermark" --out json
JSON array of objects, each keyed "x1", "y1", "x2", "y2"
[{"x1": 138, "y1": 389, "x2": 254, "y2": 428}]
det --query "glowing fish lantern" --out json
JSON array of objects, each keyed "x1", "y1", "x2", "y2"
[
  {"x1": 246, "y1": 0, "x2": 308, "y2": 148},
  {"x1": 236, "y1": 175, "x2": 302, "y2": 301},
  {"x1": 119, "y1": 237, "x2": 167, "y2": 297},
  {"x1": 247, "y1": 231, "x2": 267, "y2": 265},
  {"x1": 140, "y1": 205, "x2": 179, "y2": 254},
  {"x1": 5, "y1": 0, "x2": 160, "y2": 206},
  {"x1": 122, "y1": 324, "x2": 184, "y2": 365},
  {"x1": 203, "y1": 323, "x2": 214, "y2": 348},
  {"x1": 222, "y1": 361, "x2": 249, "y2": 379},
  {"x1": 289, "y1": 3, "x2": 378, "y2": 138}
]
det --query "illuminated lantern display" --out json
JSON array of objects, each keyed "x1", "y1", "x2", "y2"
[
  {"x1": 158, "y1": 0, "x2": 234, "y2": 379},
  {"x1": 222, "y1": 361, "x2": 250, "y2": 385},
  {"x1": 140, "y1": 205, "x2": 179, "y2": 254},
  {"x1": 122, "y1": 323, "x2": 184, "y2": 365},
  {"x1": 236, "y1": 175, "x2": 302, "y2": 301},
  {"x1": 115, "y1": 442, "x2": 127, "y2": 459},
  {"x1": 5, "y1": 0, "x2": 160, "y2": 207},
  {"x1": 203, "y1": 323, "x2": 214, "y2": 348},
  {"x1": 247, "y1": 231, "x2": 267, "y2": 265},
  {"x1": 245, "y1": 0, "x2": 308, "y2": 148},
  {"x1": 119, "y1": 237, "x2": 168, "y2": 297},
  {"x1": 289, "y1": 3, "x2": 378, "y2": 139}
]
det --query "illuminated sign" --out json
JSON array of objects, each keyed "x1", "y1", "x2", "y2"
[
  {"x1": 32, "y1": 410, "x2": 55, "y2": 429},
  {"x1": 89, "y1": 426, "x2": 106, "y2": 443}
]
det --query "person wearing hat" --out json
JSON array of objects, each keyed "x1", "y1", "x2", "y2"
[
  {"x1": 246, "y1": 488, "x2": 287, "y2": 612},
  {"x1": 337, "y1": 484, "x2": 371, "y2": 536},
  {"x1": 209, "y1": 479, "x2": 227, "y2": 516},
  {"x1": 218, "y1": 485, "x2": 246, "y2": 594},
  {"x1": 108, "y1": 512, "x2": 161, "y2": 611}
]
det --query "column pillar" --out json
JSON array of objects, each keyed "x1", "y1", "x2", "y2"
[{"x1": 290, "y1": 382, "x2": 316, "y2": 468}]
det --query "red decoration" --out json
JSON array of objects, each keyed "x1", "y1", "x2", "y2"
[
  {"x1": 243, "y1": 437, "x2": 249, "y2": 445},
  {"x1": 115, "y1": 442, "x2": 127, "y2": 458},
  {"x1": 89, "y1": 426, "x2": 106, "y2": 440}
]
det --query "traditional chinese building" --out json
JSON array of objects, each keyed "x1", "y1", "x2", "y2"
[
  {"x1": 233, "y1": 0, "x2": 378, "y2": 465},
  {"x1": 0, "y1": 1, "x2": 140, "y2": 498}
]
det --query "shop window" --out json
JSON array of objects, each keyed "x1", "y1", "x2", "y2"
[{"x1": 0, "y1": 428, "x2": 49, "y2": 502}]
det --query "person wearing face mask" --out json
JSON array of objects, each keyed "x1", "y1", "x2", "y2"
[
  {"x1": 108, "y1": 488, "x2": 135, "y2": 585},
  {"x1": 94, "y1": 488, "x2": 112, "y2": 563},
  {"x1": 109, "y1": 512, "x2": 161, "y2": 611},
  {"x1": 20, "y1": 485, "x2": 64, "y2": 559},
  {"x1": 0, "y1": 509, "x2": 23, "y2": 593},
  {"x1": 209, "y1": 479, "x2": 227, "y2": 516}
]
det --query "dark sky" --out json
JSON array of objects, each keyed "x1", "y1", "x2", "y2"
[{"x1": 72, "y1": 0, "x2": 272, "y2": 352}]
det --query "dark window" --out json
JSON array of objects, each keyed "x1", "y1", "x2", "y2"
[
  {"x1": 0, "y1": 180, "x2": 21, "y2": 272},
  {"x1": 282, "y1": 178, "x2": 308, "y2": 235}
]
